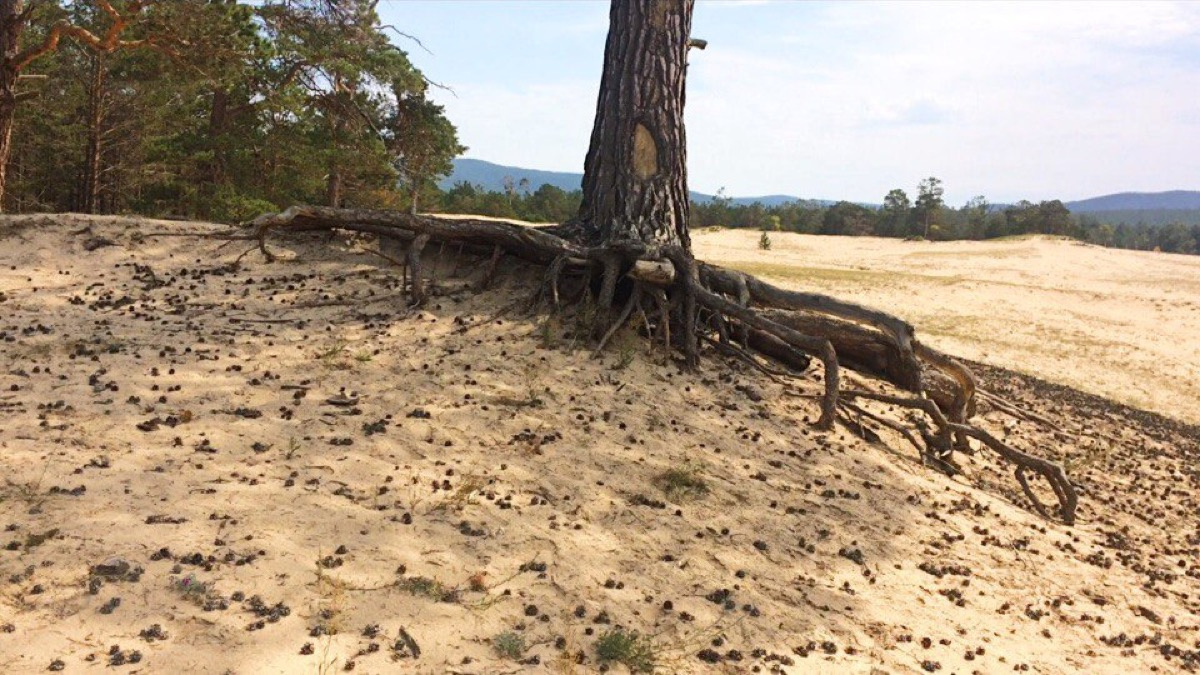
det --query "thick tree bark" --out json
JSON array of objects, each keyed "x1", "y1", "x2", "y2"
[{"x1": 574, "y1": 0, "x2": 694, "y2": 250}]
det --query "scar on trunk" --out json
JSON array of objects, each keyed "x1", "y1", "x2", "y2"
[
  {"x1": 650, "y1": 0, "x2": 671, "y2": 29},
  {"x1": 633, "y1": 123, "x2": 658, "y2": 179}
]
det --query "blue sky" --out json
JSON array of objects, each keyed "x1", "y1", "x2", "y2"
[{"x1": 380, "y1": 1, "x2": 1200, "y2": 204}]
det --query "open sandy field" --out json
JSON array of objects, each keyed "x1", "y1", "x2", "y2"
[
  {"x1": 1, "y1": 215, "x2": 1198, "y2": 674},
  {"x1": 696, "y1": 229, "x2": 1200, "y2": 425}
]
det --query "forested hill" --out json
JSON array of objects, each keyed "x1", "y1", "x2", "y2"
[
  {"x1": 1064, "y1": 192, "x2": 1200, "y2": 227},
  {"x1": 441, "y1": 159, "x2": 581, "y2": 194},
  {"x1": 1066, "y1": 191, "x2": 1200, "y2": 211}
]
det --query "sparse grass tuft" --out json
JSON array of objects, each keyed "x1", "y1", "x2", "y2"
[
  {"x1": 493, "y1": 631, "x2": 527, "y2": 659},
  {"x1": 521, "y1": 362, "x2": 548, "y2": 407},
  {"x1": 315, "y1": 340, "x2": 354, "y2": 369},
  {"x1": 595, "y1": 628, "x2": 657, "y2": 673},
  {"x1": 313, "y1": 554, "x2": 347, "y2": 637},
  {"x1": 0, "y1": 469, "x2": 51, "y2": 512},
  {"x1": 655, "y1": 464, "x2": 709, "y2": 502}
]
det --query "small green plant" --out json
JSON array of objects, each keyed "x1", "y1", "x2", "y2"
[
  {"x1": 493, "y1": 631, "x2": 527, "y2": 660},
  {"x1": 521, "y1": 362, "x2": 547, "y2": 407},
  {"x1": 612, "y1": 324, "x2": 639, "y2": 370},
  {"x1": 398, "y1": 575, "x2": 459, "y2": 603},
  {"x1": 655, "y1": 465, "x2": 709, "y2": 502},
  {"x1": 595, "y1": 628, "x2": 657, "y2": 673},
  {"x1": 170, "y1": 573, "x2": 210, "y2": 598},
  {"x1": 23, "y1": 528, "x2": 59, "y2": 550},
  {"x1": 353, "y1": 350, "x2": 373, "y2": 363},
  {"x1": 538, "y1": 315, "x2": 561, "y2": 349},
  {"x1": 569, "y1": 296, "x2": 601, "y2": 348},
  {"x1": 758, "y1": 231, "x2": 772, "y2": 250}
]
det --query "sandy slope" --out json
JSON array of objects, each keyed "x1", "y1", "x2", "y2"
[
  {"x1": 696, "y1": 229, "x2": 1200, "y2": 425},
  {"x1": 0, "y1": 215, "x2": 1197, "y2": 674}
]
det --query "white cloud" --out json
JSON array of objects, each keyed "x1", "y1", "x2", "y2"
[
  {"x1": 680, "y1": 0, "x2": 1200, "y2": 202},
  {"x1": 433, "y1": 80, "x2": 595, "y2": 172},
  {"x1": 416, "y1": 1, "x2": 1200, "y2": 203}
]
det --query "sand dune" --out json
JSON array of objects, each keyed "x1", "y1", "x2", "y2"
[
  {"x1": 0, "y1": 215, "x2": 1197, "y2": 674},
  {"x1": 696, "y1": 228, "x2": 1200, "y2": 422},
  {"x1": 697, "y1": 229, "x2": 1200, "y2": 426}
]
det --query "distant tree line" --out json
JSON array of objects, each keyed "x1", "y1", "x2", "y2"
[
  {"x1": 435, "y1": 180, "x2": 580, "y2": 224},
  {"x1": 4, "y1": 0, "x2": 463, "y2": 220},
  {"x1": 426, "y1": 175, "x2": 1200, "y2": 256}
]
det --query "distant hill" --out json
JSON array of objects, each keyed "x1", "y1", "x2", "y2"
[
  {"x1": 440, "y1": 158, "x2": 833, "y2": 207},
  {"x1": 1066, "y1": 191, "x2": 1200, "y2": 212},
  {"x1": 1075, "y1": 209, "x2": 1200, "y2": 227},
  {"x1": 1062, "y1": 192, "x2": 1200, "y2": 227},
  {"x1": 441, "y1": 158, "x2": 582, "y2": 194}
]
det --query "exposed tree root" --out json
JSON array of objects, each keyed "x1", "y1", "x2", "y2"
[
  {"x1": 701, "y1": 335, "x2": 791, "y2": 382},
  {"x1": 475, "y1": 245, "x2": 504, "y2": 292},
  {"x1": 843, "y1": 389, "x2": 1076, "y2": 524},
  {"x1": 596, "y1": 283, "x2": 642, "y2": 353},
  {"x1": 247, "y1": 205, "x2": 1079, "y2": 525},
  {"x1": 977, "y1": 389, "x2": 1064, "y2": 433},
  {"x1": 839, "y1": 400, "x2": 924, "y2": 459}
]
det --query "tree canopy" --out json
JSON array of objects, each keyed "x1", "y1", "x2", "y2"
[{"x1": 2, "y1": 0, "x2": 463, "y2": 219}]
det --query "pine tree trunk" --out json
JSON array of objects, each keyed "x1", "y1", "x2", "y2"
[
  {"x1": 81, "y1": 54, "x2": 105, "y2": 214},
  {"x1": 207, "y1": 87, "x2": 230, "y2": 186},
  {"x1": 0, "y1": 95, "x2": 13, "y2": 214},
  {"x1": 327, "y1": 89, "x2": 344, "y2": 208},
  {"x1": 575, "y1": 0, "x2": 694, "y2": 252},
  {"x1": 327, "y1": 165, "x2": 342, "y2": 208},
  {"x1": 0, "y1": 0, "x2": 26, "y2": 214}
]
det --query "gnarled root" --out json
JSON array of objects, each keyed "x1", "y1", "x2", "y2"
[
  {"x1": 406, "y1": 233, "x2": 431, "y2": 307},
  {"x1": 843, "y1": 389, "x2": 1077, "y2": 525}
]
